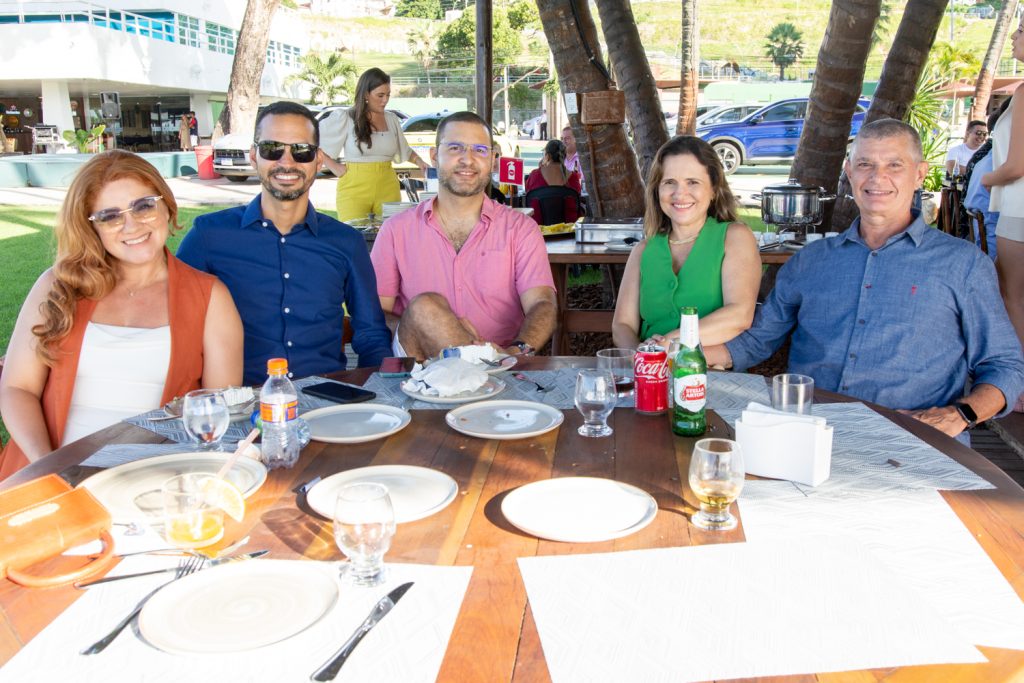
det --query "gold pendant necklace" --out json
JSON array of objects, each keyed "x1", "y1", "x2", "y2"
[{"x1": 668, "y1": 233, "x2": 699, "y2": 246}]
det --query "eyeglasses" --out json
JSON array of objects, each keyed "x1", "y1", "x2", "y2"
[
  {"x1": 973, "y1": 130, "x2": 989, "y2": 138},
  {"x1": 255, "y1": 140, "x2": 319, "y2": 163},
  {"x1": 88, "y1": 195, "x2": 164, "y2": 230},
  {"x1": 440, "y1": 142, "x2": 492, "y2": 159}
]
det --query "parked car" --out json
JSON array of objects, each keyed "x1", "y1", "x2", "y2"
[
  {"x1": 521, "y1": 113, "x2": 545, "y2": 138},
  {"x1": 696, "y1": 103, "x2": 762, "y2": 127},
  {"x1": 696, "y1": 97, "x2": 871, "y2": 174},
  {"x1": 402, "y1": 111, "x2": 520, "y2": 159}
]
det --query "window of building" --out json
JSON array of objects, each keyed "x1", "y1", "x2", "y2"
[
  {"x1": 177, "y1": 14, "x2": 199, "y2": 48},
  {"x1": 206, "y1": 22, "x2": 235, "y2": 54}
]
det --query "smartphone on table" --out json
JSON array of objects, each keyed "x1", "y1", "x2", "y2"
[
  {"x1": 379, "y1": 357, "x2": 416, "y2": 378},
  {"x1": 302, "y1": 382, "x2": 376, "y2": 404}
]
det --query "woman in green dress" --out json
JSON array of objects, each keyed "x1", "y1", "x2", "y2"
[{"x1": 612, "y1": 136, "x2": 760, "y2": 348}]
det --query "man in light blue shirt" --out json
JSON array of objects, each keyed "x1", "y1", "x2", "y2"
[
  {"x1": 706, "y1": 119, "x2": 1024, "y2": 438},
  {"x1": 964, "y1": 149, "x2": 998, "y2": 261}
]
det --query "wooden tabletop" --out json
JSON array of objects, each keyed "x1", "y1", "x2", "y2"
[{"x1": 2, "y1": 357, "x2": 1023, "y2": 681}]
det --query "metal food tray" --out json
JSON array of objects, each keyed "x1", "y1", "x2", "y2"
[{"x1": 574, "y1": 217, "x2": 644, "y2": 244}]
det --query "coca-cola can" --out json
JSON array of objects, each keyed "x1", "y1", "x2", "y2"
[{"x1": 634, "y1": 343, "x2": 669, "y2": 415}]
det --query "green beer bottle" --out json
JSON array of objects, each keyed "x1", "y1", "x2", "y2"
[{"x1": 672, "y1": 306, "x2": 707, "y2": 436}]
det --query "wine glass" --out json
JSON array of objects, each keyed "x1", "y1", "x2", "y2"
[
  {"x1": 596, "y1": 348, "x2": 636, "y2": 398},
  {"x1": 575, "y1": 369, "x2": 618, "y2": 437},
  {"x1": 688, "y1": 438, "x2": 745, "y2": 531},
  {"x1": 333, "y1": 483, "x2": 396, "y2": 587},
  {"x1": 183, "y1": 389, "x2": 230, "y2": 451}
]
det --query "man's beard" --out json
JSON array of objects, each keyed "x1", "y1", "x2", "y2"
[
  {"x1": 261, "y1": 167, "x2": 312, "y2": 201},
  {"x1": 439, "y1": 166, "x2": 489, "y2": 198}
]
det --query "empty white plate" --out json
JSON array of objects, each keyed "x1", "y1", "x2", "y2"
[
  {"x1": 400, "y1": 376, "x2": 506, "y2": 404},
  {"x1": 303, "y1": 403, "x2": 411, "y2": 444},
  {"x1": 139, "y1": 560, "x2": 338, "y2": 654},
  {"x1": 446, "y1": 400, "x2": 564, "y2": 440},
  {"x1": 306, "y1": 465, "x2": 459, "y2": 523},
  {"x1": 501, "y1": 477, "x2": 658, "y2": 542}
]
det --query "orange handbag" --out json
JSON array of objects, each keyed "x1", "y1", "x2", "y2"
[{"x1": 0, "y1": 474, "x2": 116, "y2": 588}]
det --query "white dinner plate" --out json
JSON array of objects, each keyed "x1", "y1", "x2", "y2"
[
  {"x1": 138, "y1": 560, "x2": 338, "y2": 654},
  {"x1": 400, "y1": 376, "x2": 506, "y2": 405},
  {"x1": 501, "y1": 477, "x2": 658, "y2": 543},
  {"x1": 163, "y1": 386, "x2": 257, "y2": 420},
  {"x1": 79, "y1": 452, "x2": 267, "y2": 524},
  {"x1": 306, "y1": 465, "x2": 458, "y2": 523},
  {"x1": 445, "y1": 400, "x2": 564, "y2": 440},
  {"x1": 303, "y1": 403, "x2": 411, "y2": 444}
]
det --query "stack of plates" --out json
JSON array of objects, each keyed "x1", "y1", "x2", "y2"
[{"x1": 382, "y1": 201, "x2": 417, "y2": 219}]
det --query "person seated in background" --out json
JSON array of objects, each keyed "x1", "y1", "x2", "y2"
[
  {"x1": 178, "y1": 101, "x2": 391, "y2": 385},
  {"x1": 705, "y1": 119, "x2": 1024, "y2": 440},
  {"x1": 371, "y1": 111, "x2": 557, "y2": 361},
  {"x1": 561, "y1": 124, "x2": 587, "y2": 196},
  {"x1": 945, "y1": 119, "x2": 988, "y2": 176},
  {"x1": 487, "y1": 143, "x2": 507, "y2": 204},
  {"x1": 612, "y1": 136, "x2": 760, "y2": 349},
  {"x1": 524, "y1": 139, "x2": 582, "y2": 224},
  {"x1": 0, "y1": 151, "x2": 243, "y2": 480}
]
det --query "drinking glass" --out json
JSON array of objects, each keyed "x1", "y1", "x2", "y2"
[
  {"x1": 333, "y1": 483, "x2": 396, "y2": 587},
  {"x1": 183, "y1": 389, "x2": 230, "y2": 451},
  {"x1": 596, "y1": 348, "x2": 636, "y2": 398},
  {"x1": 162, "y1": 473, "x2": 224, "y2": 549},
  {"x1": 575, "y1": 369, "x2": 617, "y2": 437},
  {"x1": 688, "y1": 438, "x2": 745, "y2": 531},
  {"x1": 771, "y1": 373, "x2": 814, "y2": 414}
]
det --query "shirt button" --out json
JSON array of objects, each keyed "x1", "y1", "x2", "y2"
[
  {"x1": 842, "y1": 385, "x2": 849, "y2": 391},
  {"x1": 284, "y1": 273, "x2": 290, "y2": 279},
  {"x1": 287, "y1": 341, "x2": 293, "y2": 347},
  {"x1": 284, "y1": 307, "x2": 290, "y2": 314},
  {"x1": 871, "y1": 252, "x2": 878, "y2": 257},
  {"x1": 280, "y1": 237, "x2": 286, "y2": 243},
  {"x1": 849, "y1": 353, "x2": 857, "y2": 359},
  {"x1": 288, "y1": 371, "x2": 294, "y2": 378},
  {"x1": 262, "y1": 221, "x2": 268, "y2": 227},
  {"x1": 858, "y1": 319, "x2": 866, "y2": 324}
]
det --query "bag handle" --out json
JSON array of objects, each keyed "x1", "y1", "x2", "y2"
[{"x1": 6, "y1": 531, "x2": 116, "y2": 588}]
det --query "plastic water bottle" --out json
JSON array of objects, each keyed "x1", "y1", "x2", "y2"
[{"x1": 260, "y1": 357, "x2": 300, "y2": 469}]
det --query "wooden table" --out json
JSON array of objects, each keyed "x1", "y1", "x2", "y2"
[
  {"x1": 3, "y1": 357, "x2": 1022, "y2": 681},
  {"x1": 545, "y1": 238, "x2": 798, "y2": 354}
]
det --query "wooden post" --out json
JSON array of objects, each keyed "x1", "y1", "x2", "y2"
[{"x1": 475, "y1": 0, "x2": 493, "y2": 127}]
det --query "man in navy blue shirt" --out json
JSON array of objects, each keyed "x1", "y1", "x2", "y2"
[
  {"x1": 706, "y1": 118, "x2": 1024, "y2": 438},
  {"x1": 178, "y1": 101, "x2": 391, "y2": 384}
]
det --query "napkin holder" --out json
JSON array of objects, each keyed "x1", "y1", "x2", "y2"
[
  {"x1": 734, "y1": 403, "x2": 833, "y2": 486},
  {"x1": 0, "y1": 474, "x2": 115, "y2": 587}
]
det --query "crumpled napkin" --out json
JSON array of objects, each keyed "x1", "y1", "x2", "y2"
[
  {"x1": 455, "y1": 344, "x2": 500, "y2": 364},
  {"x1": 404, "y1": 358, "x2": 488, "y2": 397}
]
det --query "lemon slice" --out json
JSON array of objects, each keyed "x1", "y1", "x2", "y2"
[{"x1": 201, "y1": 477, "x2": 246, "y2": 522}]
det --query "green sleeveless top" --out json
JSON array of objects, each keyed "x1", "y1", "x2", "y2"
[{"x1": 639, "y1": 216, "x2": 728, "y2": 339}]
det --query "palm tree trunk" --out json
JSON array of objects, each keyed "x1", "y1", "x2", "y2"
[
  {"x1": 790, "y1": 0, "x2": 881, "y2": 232},
  {"x1": 971, "y1": 0, "x2": 1020, "y2": 121},
  {"x1": 677, "y1": 0, "x2": 699, "y2": 137},
  {"x1": 593, "y1": 0, "x2": 667, "y2": 180},
  {"x1": 535, "y1": 0, "x2": 645, "y2": 218},
  {"x1": 213, "y1": 0, "x2": 280, "y2": 141},
  {"x1": 831, "y1": 0, "x2": 945, "y2": 229}
]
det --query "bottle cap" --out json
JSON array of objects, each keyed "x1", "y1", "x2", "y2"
[{"x1": 267, "y1": 358, "x2": 288, "y2": 373}]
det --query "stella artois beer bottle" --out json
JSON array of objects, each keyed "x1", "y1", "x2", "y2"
[{"x1": 672, "y1": 307, "x2": 707, "y2": 436}]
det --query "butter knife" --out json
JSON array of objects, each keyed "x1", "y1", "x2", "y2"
[
  {"x1": 310, "y1": 581, "x2": 414, "y2": 681},
  {"x1": 75, "y1": 549, "x2": 269, "y2": 588}
]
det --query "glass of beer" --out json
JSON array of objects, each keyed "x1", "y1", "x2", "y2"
[
  {"x1": 596, "y1": 348, "x2": 636, "y2": 398},
  {"x1": 688, "y1": 438, "x2": 745, "y2": 531},
  {"x1": 162, "y1": 473, "x2": 225, "y2": 549}
]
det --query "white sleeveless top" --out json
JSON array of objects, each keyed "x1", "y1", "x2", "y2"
[
  {"x1": 990, "y1": 97, "x2": 1024, "y2": 218},
  {"x1": 61, "y1": 323, "x2": 171, "y2": 446}
]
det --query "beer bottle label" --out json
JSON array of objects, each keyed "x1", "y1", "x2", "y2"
[{"x1": 674, "y1": 374, "x2": 707, "y2": 412}]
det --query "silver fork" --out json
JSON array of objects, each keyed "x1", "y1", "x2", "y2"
[
  {"x1": 477, "y1": 357, "x2": 503, "y2": 367},
  {"x1": 81, "y1": 553, "x2": 206, "y2": 655}
]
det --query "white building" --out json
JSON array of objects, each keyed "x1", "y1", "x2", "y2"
[{"x1": 0, "y1": 0, "x2": 309, "y2": 153}]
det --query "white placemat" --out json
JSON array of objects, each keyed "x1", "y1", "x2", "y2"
[
  {"x1": 740, "y1": 482, "x2": 1024, "y2": 650},
  {"x1": 518, "y1": 537, "x2": 982, "y2": 683},
  {"x1": 0, "y1": 557, "x2": 472, "y2": 683}
]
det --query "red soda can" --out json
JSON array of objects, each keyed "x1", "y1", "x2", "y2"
[{"x1": 634, "y1": 343, "x2": 669, "y2": 415}]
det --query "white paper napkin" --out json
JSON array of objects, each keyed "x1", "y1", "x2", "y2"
[
  {"x1": 452, "y1": 344, "x2": 499, "y2": 364},
  {"x1": 405, "y1": 358, "x2": 488, "y2": 397},
  {"x1": 0, "y1": 558, "x2": 473, "y2": 683},
  {"x1": 518, "y1": 538, "x2": 983, "y2": 683}
]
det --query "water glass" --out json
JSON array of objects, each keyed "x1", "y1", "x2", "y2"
[
  {"x1": 162, "y1": 473, "x2": 224, "y2": 549},
  {"x1": 183, "y1": 389, "x2": 230, "y2": 451},
  {"x1": 688, "y1": 438, "x2": 745, "y2": 531},
  {"x1": 333, "y1": 483, "x2": 396, "y2": 587},
  {"x1": 575, "y1": 369, "x2": 617, "y2": 437},
  {"x1": 596, "y1": 348, "x2": 636, "y2": 398},
  {"x1": 771, "y1": 373, "x2": 814, "y2": 414}
]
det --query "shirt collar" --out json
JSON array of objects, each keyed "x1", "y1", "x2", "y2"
[
  {"x1": 241, "y1": 195, "x2": 320, "y2": 236},
  {"x1": 420, "y1": 194, "x2": 496, "y2": 229},
  {"x1": 842, "y1": 209, "x2": 928, "y2": 249}
]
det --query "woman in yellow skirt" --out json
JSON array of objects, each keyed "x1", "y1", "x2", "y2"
[{"x1": 320, "y1": 68, "x2": 429, "y2": 222}]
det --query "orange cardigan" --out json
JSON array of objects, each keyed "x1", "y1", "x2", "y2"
[{"x1": 0, "y1": 252, "x2": 215, "y2": 481}]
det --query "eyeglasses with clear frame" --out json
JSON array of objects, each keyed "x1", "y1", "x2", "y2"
[
  {"x1": 440, "y1": 141, "x2": 492, "y2": 159},
  {"x1": 88, "y1": 195, "x2": 164, "y2": 231}
]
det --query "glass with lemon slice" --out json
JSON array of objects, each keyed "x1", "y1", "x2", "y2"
[{"x1": 161, "y1": 473, "x2": 246, "y2": 549}]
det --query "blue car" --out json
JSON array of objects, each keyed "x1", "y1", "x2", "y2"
[{"x1": 696, "y1": 97, "x2": 871, "y2": 174}]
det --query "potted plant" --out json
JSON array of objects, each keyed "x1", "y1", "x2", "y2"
[{"x1": 61, "y1": 124, "x2": 106, "y2": 154}]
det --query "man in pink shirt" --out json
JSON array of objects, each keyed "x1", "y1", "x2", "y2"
[{"x1": 371, "y1": 111, "x2": 557, "y2": 360}]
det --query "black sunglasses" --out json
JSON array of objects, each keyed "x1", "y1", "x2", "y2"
[{"x1": 255, "y1": 140, "x2": 319, "y2": 163}]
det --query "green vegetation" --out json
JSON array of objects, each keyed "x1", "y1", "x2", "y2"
[
  {"x1": 764, "y1": 23, "x2": 806, "y2": 81},
  {"x1": 395, "y1": 0, "x2": 442, "y2": 20},
  {"x1": 285, "y1": 51, "x2": 358, "y2": 105}
]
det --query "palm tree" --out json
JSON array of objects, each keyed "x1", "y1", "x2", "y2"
[
  {"x1": 285, "y1": 51, "x2": 357, "y2": 106},
  {"x1": 677, "y1": 0, "x2": 699, "y2": 137},
  {"x1": 930, "y1": 42, "x2": 981, "y2": 128},
  {"x1": 971, "y1": 0, "x2": 1021, "y2": 121},
  {"x1": 535, "y1": 0, "x2": 645, "y2": 218},
  {"x1": 594, "y1": 0, "x2": 667, "y2": 179},
  {"x1": 764, "y1": 22, "x2": 805, "y2": 80},
  {"x1": 406, "y1": 24, "x2": 438, "y2": 97},
  {"x1": 214, "y1": 0, "x2": 281, "y2": 141}
]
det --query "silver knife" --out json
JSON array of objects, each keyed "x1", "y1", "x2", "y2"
[
  {"x1": 310, "y1": 581, "x2": 414, "y2": 681},
  {"x1": 75, "y1": 549, "x2": 269, "y2": 588}
]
